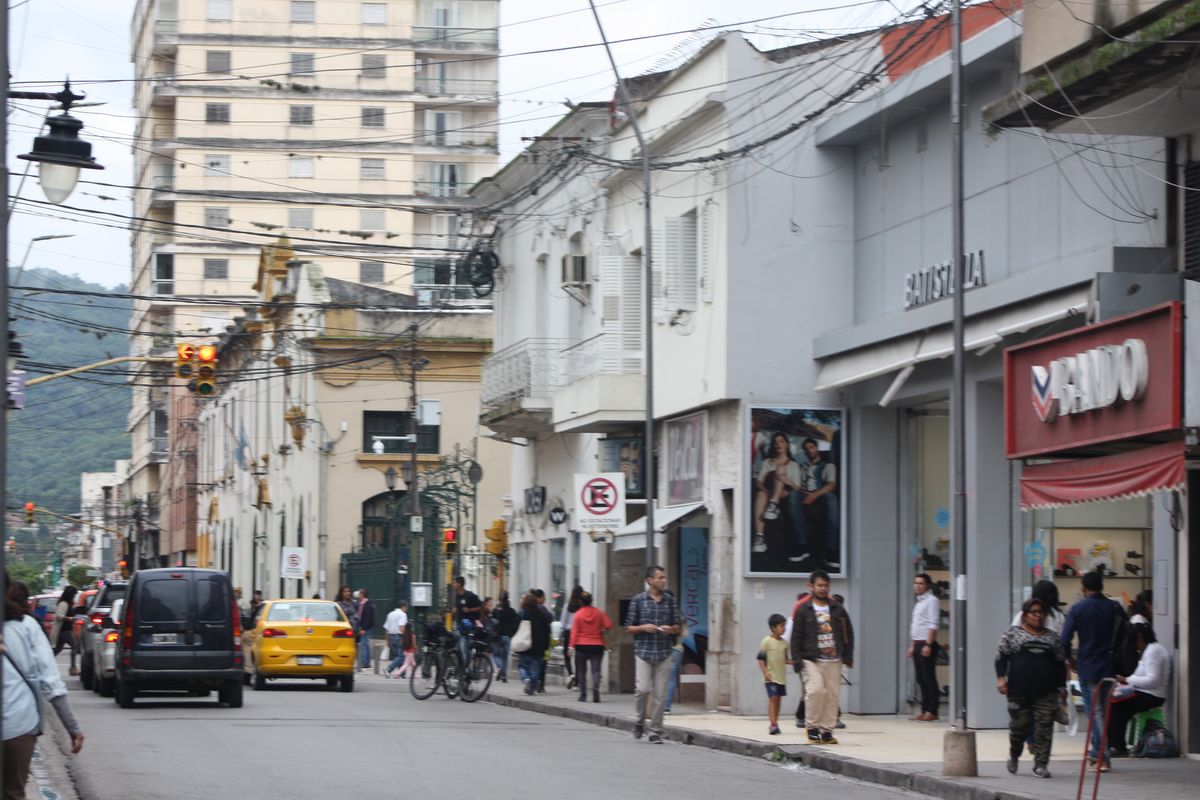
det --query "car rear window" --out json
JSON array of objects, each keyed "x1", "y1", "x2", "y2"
[
  {"x1": 195, "y1": 579, "x2": 228, "y2": 623},
  {"x1": 267, "y1": 603, "x2": 341, "y2": 622},
  {"x1": 139, "y1": 580, "x2": 190, "y2": 622},
  {"x1": 99, "y1": 585, "x2": 127, "y2": 606}
]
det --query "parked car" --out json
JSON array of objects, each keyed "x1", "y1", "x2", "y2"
[
  {"x1": 88, "y1": 598, "x2": 124, "y2": 697},
  {"x1": 113, "y1": 568, "x2": 244, "y2": 709},
  {"x1": 28, "y1": 593, "x2": 58, "y2": 638},
  {"x1": 80, "y1": 581, "x2": 128, "y2": 691},
  {"x1": 242, "y1": 599, "x2": 356, "y2": 692},
  {"x1": 71, "y1": 589, "x2": 98, "y2": 643}
]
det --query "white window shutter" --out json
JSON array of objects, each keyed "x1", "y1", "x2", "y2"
[
  {"x1": 678, "y1": 211, "x2": 698, "y2": 312},
  {"x1": 700, "y1": 202, "x2": 715, "y2": 303},
  {"x1": 600, "y1": 246, "x2": 624, "y2": 372},
  {"x1": 650, "y1": 228, "x2": 667, "y2": 323},
  {"x1": 621, "y1": 254, "x2": 644, "y2": 372}
]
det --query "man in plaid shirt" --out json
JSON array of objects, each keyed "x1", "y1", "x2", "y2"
[{"x1": 624, "y1": 565, "x2": 680, "y2": 743}]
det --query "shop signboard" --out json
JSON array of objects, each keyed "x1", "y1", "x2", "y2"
[
  {"x1": 1004, "y1": 302, "x2": 1181, "y2": 458},
  {"x1": 747, "y1": 406, "x2": 846, "y2": 577},
  {"x1": 665, "y1": 412, "x2": 706, "y2": 506}
]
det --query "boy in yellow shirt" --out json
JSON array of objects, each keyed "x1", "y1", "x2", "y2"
[{"x1": 758, "y1": 613, "x2": 791, "y2": 735}]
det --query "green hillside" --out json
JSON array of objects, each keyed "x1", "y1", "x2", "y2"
[{"x1": 7, "y1": 268, "x2": 132, "y2": 513}]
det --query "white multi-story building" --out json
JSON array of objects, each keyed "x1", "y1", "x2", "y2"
[
  {"x1": 125, "y1": 0, "x2": 499, "y2": 567},
  {"x1": 79, "y1": 460, "x2": 129, "y2": 576}
]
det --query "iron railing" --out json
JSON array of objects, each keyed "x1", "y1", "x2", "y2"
[
  {"x1": 559, "y1": 333, "x2": 643, "y2": 384},
  {"x1": 480, "y1": 338, "x2": 567, "y2": 413},
  {"x1": 411, "y1": 26, "x2": 498, "y2": 50},
  {"x1": 414, "y1": 76, "x2": 497, "y2": 96},
  {"x1": 416, "y1": 129, "x2": 498, "y2": 147}
]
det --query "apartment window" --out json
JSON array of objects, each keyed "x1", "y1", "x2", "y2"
[
  {"x1": 290, "y1": 52, "x2": 315, "y2": 76},
  {"x1": 359, "y1": 209, "x2": 385, "y2": 231},
  {"x1": 203, "y1": 154, "x2": 230, "y2": 176},
  {"x1": 290, "y1": 1, "x2": 315, "y2": 23},
  {"x1": 288, "y1": 156, "x2": 314, "y2": 178},
  {"x1": 361, "y1": 3, "x2": 386, "y2": 24},
  {"x1": 153, "y1": 254, "x2": 174, "y2": 295},
  {"x1": 206, "y1": 50, "x2": 231, "y2": 74},
  {"x1": 203, "y1": 207, "x2": 230, "y2": 228},
  {"x1": 359, "y1": 261, "x2": 384, "y2": 284},
  {"x1": 361, "y1": 107, "x2": 385, "y2": 128},
  {"x1": 413, "y1": 257, "x2": 453, "y2": 285},
  {"x1": 207, "y1": 0, "x2": 232, "y2": 21},
  {"x1": 203, "y1": 259, "x2": 229, "y2": 280},
  {"x1": 288, "y1": 208, "x2": 313, "y2": 229},
  {"x1": 289, "y1": 105, "x2": 314, "y2": 126},
  {"x1": 205, "y1": 103, "x2": 230, "y2": 124},
  {"x1": 360, "y1": 158, "x2": 385, "y2": 180},
  {"x1": 361, "y1": 54, "x2": 386, "y2": 77},
  {"x1": 362, "y1": 411, "x2": 438, "y2": 454}
]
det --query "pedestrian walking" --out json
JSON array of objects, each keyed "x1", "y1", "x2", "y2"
[
  {"x1": 383, "y1": 601, "x2": 409, "y2": 675},
  {"x1": 995, "y1": 597, "x2": 1066, "y2": 778},
  {"x1": 758, "y1": 613, "x2": 791, "y2": 735},
  {"x1": 623, "y1": 565, "x2": 680, "y2": 744},
  {"x1": 532, "y1": 588, "x2": 552, "y2": 692},
  {"x1": 1011, "y1": 580, "x2": 1065, "y2": 633},
  {"x1": 908, "y1": 573, "x2": 941, "y2": 721},
  {"x1": 491, "y1": 591, "x2": 519, "y2": 682},
  {"x1": 560, "y1": 585, "x2": 583, "y2": 689},
  {"x1": 663, "y1": 612, "x2": 688, "y2": 714},
  {"x1": 568, "y1": 591, "x2": 611, "y2": 703},
  {"x1": 785, "y1": 590, "x2": 811, "y2": 727},
  {"x1": 4, "y1": 574, "x2": 85, "y2": 800},
  {"x1": 49, "y1": 585, "x2": 80, "y2": 676},
  {"x1": 1060, "y1": 571, "x2": 1122, "y2": 772},
  {"x1": 1105, "y1": 620, "x2": 1168, "y2": 758},
  {"x1": 392, "y1": 621, "x2": 418, "y2": 680},
  {"x1": 517, "y1": 592, "x2": 550, "y2": 695},
  {"x1": 355, "y1": 588, "x2": 376, "y2": 670},
  {"x1": 789, "y1": 570, "x2": 854, "y2": 745},
  {"x1": 335, "y1": 584, "x2": 359, "y2": 638}
]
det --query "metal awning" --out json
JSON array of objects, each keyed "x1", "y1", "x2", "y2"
[
  {"x1": 814, "y1": 288, "x2": 1090, "y2": 393},
  {"x1": 612, "y1": 502, "x2": 706, "y2": 551}
]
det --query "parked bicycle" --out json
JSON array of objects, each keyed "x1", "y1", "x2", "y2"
[{"x1": 409, "y1": 621, "x2": 493, "y2": 702}]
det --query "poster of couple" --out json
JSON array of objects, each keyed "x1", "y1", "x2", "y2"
[{"x1": 748, "y1": 406, "x2": 845, "y2": 577}]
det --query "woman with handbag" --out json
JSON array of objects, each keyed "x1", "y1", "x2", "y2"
[
  {"x1": 49, "y1": 585, "x2": 80, "y2": 676},
  {"x1": 4, "y1": 574, "x2": 85, "y2": 800},
  {"x1": 513, "y1": 593, "x2": 549, "y2": 695},
  {"x1": 995, "y1": 597, "x2": 1067, "y2": 779}
]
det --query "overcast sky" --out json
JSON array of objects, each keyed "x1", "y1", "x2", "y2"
[{"x1": 6, "y1": 0, "x2": 902, "y2": 288}]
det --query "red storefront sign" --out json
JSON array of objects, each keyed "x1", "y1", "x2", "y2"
[{"x1": 1004, "y1": 302, "x2": 1181, "y2": 459}]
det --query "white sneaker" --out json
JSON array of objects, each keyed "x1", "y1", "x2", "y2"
[
  {"x1": 788, "y1": 552, "x2": 810, "y2": 563},
  {"x1": 752, "y1": 536, "x2": 767, "y2": 553},
  {"x1": 763, "y1": 502, "x2": 780, "y2": 521}
]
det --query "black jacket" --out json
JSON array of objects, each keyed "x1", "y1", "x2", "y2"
[
  {"x1": 790, "y1": 597, "x2": 855, "y2": 667},
  {"x1": 493, "y1": 605, "x2": 519, "y2": 637},
  {"x1": 521, "y1": 607, "x2": 551, "y2": 656}
]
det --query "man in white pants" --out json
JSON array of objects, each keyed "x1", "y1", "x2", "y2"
[
  {"x1": 624, "y1": 566, "x2": 680, "y2": 744},
  {"x1": 790, "y1": 570, "x2": 854, "y2": 744}
]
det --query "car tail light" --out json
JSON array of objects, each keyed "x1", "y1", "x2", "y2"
[
  {"x1": 104, "y1": 631, "x2": 118, "y2": 643},
  {"x1": 332, "y1": 629, "x2": 354, "y2": 639},
  {"x1": 121, "y1": 596, "x2": 135, "y2": 651},
  {"x1": 262, "y1": 628, "x2": 288, "y2": 638},
  {"x1": 90, "y1": 613, "x2": 104, "y2": 626},
  {"x1": 230, "y1": 595, "x2": 242, "y2": 648}
]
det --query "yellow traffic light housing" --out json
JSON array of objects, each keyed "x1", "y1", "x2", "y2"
[
  {"x1": 24, "y1": 501, "x2": 35, "y2": 524},
  {"x1": 484, "y1": 519, "x2": 507, "y2": 556},
  {"x1": 175, "y1": 343, "x2": 196, "y2": 380},
  {"x1": 443, "y1": 528, "x2": 458, "y2": 556},
  {"x1": 194, "y1": 343, "x2": 218, "y2": 396}
]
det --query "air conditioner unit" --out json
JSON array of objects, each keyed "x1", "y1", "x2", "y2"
[{"x1": 561, "y1": 255, "x2": 588, "y2": 286}]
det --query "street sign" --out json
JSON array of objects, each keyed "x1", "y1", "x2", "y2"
[
  {"x1": 573, "y1": 472, "x2": 625, "y2": 532},
  {"x1": 410, "y1": 516, "x2": 423, "y2": 533},
  {"x1": 281, "y1": 547, "x2": 306, "y2": 579},
  {"x1": 548, "y1": 507, "x2": 567, "y2": 526},
  {"x1": 7, "y1": 370, "x2": 27, "y2": 410},
  {"x1": 411, "y1": 582, "x2": 432, "y2": 607}
]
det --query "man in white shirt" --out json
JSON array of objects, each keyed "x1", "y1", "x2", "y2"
[
  {"x1": 383, "y1": 601, "x2": 409, "y2": 676},
  {"x1": 908, "y1": 573, "x2": 941, "y2": 721}
]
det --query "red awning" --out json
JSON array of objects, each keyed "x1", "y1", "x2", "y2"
[{"x1": 1020, "y1": 440, "x2": 1185, "y2": 510}]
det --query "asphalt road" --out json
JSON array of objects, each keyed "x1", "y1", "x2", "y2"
[{"x1": 58, "y1": 672, "x2": 922, "y2": 800}]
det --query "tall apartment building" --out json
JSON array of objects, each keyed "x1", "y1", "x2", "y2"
[{"x1": 126, "y1": 0, "x2": 499, "y2": 567}]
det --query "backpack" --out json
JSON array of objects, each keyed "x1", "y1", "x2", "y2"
[
  {"x1": 1133, "y1": 718, "x2": 1178, "y2": 758},
  {"x1": 1110, "y1": 602, "x2": 1139, "y2": 676}
]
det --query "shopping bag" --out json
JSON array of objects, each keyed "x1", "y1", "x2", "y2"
[{"x1": 510, "y1": 619, "x2": 533, "y2": 653}]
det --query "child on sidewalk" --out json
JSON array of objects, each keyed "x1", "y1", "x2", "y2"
[{"x1": 758, "y1": 613, "x2": 791, "y2": 735}]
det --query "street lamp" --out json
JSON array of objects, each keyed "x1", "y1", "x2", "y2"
[{"x1": 18, "y1": 107, "x2": 104, "y2": 204}]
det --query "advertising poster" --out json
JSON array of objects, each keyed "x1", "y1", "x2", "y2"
[
  {"x1": 599, "y1": 437, "x2": 644, "y2": 498},
  {"x1": 665, "y1": 412, "x2": 706, "y2": 506},
  {"x1": 748, "y1": 406, "x2": 845, "y2": 576},
  {"x1": 679, "y1": 527, "x2": 708, "y2": 676}
]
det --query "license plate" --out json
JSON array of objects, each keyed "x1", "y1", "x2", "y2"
[
  {"x1": 297, "y1": 656, "x2": 323, "y2": 666},
  {"x1": 152, "y1": 633, "x2": 179, "y2": 645}
]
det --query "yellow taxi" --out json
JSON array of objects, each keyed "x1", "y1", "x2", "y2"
[{"x1": 242, "y1": 600, "x2": 357, "y2": 692}]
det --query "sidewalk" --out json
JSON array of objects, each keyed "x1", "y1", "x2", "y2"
[{"x1": 462, "y1": 670, "x2": 1200, "y2": 800}]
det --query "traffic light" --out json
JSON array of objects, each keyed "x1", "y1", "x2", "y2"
[
  {"x1": 443, "y1": 528, "x2": 458, "y2": 556},
  {"x1": 6, "y1": 538, "x2": 15, "y2": 554},
  {"x1": 194, "y1": 344, "x2": 218, "y2": 396},
  {"x1": 175, "y1": 343, "x2": 196, "y2": 380},
  {"x1": 24, "y1": 501, "x2": 35, "y2": 524},
  {"x1": 484, "y1": 519, "x2": 507, "y2": 556}
]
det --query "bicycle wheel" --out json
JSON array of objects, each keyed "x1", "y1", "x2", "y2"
[
  {"x1": 442, "y1": 653, "x2": 460, "y2": 699},
  {"x1": 459, "y1": 651, "x2": 494, "y2": 703},
  {"x1": 410, "y1": 650, "x2": 442, "y2": 700}
]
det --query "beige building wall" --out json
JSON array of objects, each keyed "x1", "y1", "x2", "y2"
[{"x1": 1020, "y1": 0, "x2": 1165, "y2": 73}]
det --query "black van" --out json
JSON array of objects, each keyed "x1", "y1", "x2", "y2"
[{"x1": 114, "y1": 568, "x2": 244, "y2": 708}]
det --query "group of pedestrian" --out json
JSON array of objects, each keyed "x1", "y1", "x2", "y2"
[{"x1": 333, "y1": 584, "x2": 377, "y2": 670}]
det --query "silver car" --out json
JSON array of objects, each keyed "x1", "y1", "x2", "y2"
[
  {"x1": 89, "y1": 598, "x2": 123, "y2": 697},
  {"x1": 80, "y1": 581, "x2": 127, "y2": 691}
]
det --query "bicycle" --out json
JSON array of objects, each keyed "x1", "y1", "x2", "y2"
[
  {"x1": 456, "y1": 626, "x2": 494, "y2": 703},
  {"x1": 410, "y1": 623, "x2": 460, "y2": 700}
]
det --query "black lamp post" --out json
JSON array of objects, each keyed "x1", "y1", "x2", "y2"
[{"x1": 385, "y1": 466, "x2": 409, "y2": 608}]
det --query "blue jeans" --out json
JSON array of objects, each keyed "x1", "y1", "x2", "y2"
[
  {"x1": 358, "y1": 631, "x2": 372, "y2": 668},
  {"x1": 663, "y1": 647, "x2": 684, "y2": 711},
  {"x1": 1080, "y1": 675, "x2": 1112, "y2": 760},
  {"x1": 386, "y1": 634, "x2": 404, "y2": 672},
  {"x1": 491, "y1": 635, "x2": 511, "y2": 677},
  {"x1": 518, "y1": 652, "x2": 541, "y2": 686}
]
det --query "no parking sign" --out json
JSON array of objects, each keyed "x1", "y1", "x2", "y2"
[
  {"x1": 281, "y1": 547, "x2": 306, "y2": 579},
  {"x1": 573, "y1": 472, "x2": 625, "y2": 532}
]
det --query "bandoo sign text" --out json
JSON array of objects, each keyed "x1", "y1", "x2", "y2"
[{"x1": 1031, "y1": 339, "x2": 1148, "y2": 423}]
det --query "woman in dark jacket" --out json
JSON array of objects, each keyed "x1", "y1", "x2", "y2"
[
  {"x1": 995, "y1": 597, "x2": 1067, "y2": 779},
  {"x1": 517, "y1": 593, "x2": 550, "y2": 695},
  {"x1": 491, "y1": 591, "x2": 519, "y2": 682},
  {"x1": 50, "y1": 585, "x2": 80, "y2": 676}
]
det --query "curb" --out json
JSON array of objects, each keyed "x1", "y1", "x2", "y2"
[{"x1": 487, "y1": 693, "x2": 1042, "y2": 800}]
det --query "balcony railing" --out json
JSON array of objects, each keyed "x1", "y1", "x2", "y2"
[
  {"x1": 412, "y1": 26, "x2": 498, "y2": 50},
  {"x1": 414, "y1": 76, "x2": 497, "y2": 97},
  {"x1": 481, "y1": 338, "x2": 568, "y2": 414},
  {"x1": 411, "y1": 233, "x2": 461, "y2": 249},
  {"x1": 412, "y1": 180, "x2": 465, "y2": 198},
  {"x1": 413, "y1": 283, "x2": 489, "y2": 306},
  {"x1": 559, "y1": 334, "x2": 643, "y2": 385},
  {"x1": 155, "y1": 20, "x2": 178, "y2": 36},
  {"x1": 151, "y1": 175, "x2": 174, "y2": 190},
  {"x1": 416, "y1": 129, "x2": 498, "y2": 147}
]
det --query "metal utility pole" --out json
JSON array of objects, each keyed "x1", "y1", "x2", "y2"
[
  {"x1": 588, "y1": 0, "x2": 656, "y2": 569},
  {"x1": 407, "y1": 323, "x2": 419, "y2": 601},
  {"x1": 1, "y1": 1, "x2": 11, "y2": 763},
  {"x1": 945, "y1": 0, "x2": 978, "y2": 776}
]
